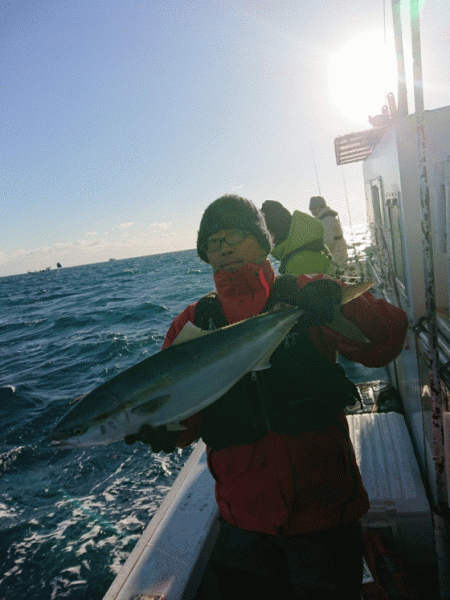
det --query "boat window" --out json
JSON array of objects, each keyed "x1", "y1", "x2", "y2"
[
  {"x1": 386, "y1": 195, "x2": 406, "y2": 285},
  {"x1": 370, "y1": 178, "x2": 385, "y2": 229}
]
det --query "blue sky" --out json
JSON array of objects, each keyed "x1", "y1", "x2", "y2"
[{"x1": 1, "y1": 0, "x2": 449, "y2": 276}]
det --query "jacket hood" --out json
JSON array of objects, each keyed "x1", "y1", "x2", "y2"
[
  {"x1": 317, "y1": 206, "x2": 338, "y2": 219},
  {"x1": 271, "y1": 211, "x2": 324, "y2": 260}
]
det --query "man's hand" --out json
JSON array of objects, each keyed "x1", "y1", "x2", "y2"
[
  {"x1": 271, "y1": 275, "x2": 342, "y2": 326},
  {"x1": 124, "y1": 424, "x2": 178, "y2": 453}
]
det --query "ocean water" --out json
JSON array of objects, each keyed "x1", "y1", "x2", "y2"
[
  {"x1": 0, "y1": 250, "x2": 216, "y2": 600},
  {"x1": 0, "y1": 229, "x2": 375, "y2": 600}
]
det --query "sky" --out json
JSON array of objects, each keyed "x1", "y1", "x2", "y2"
[{"x1": 1, "y1": 0, "x2": 449, "y2": 276}]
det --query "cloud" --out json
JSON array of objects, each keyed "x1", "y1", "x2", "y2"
[
  {"x1": 0, "y1": 221, "x2": 196, "y2": 276},
  {"x1": 149, "y1": 222, "x2": 172, "y2": 231},
  {"x1": 113, "y1": 222, "x2": 135, "y2": 231},
  {"x1": 83, "y1": 239, "x2": 105, "y2": 248}
]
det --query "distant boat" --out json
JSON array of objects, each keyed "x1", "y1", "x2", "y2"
[
  {"x1": 27, "y1": 267, "x2": 51, "y2": 274},
  {"x1": 56, "y1": 262, "x2": 62, "y2": 269}
]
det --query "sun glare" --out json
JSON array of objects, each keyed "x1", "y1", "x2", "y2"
[{"x1": 328, "y1": 30, "x2": 398, "y2": 126}]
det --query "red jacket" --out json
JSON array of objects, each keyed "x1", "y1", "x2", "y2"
[{"x1": 162, "y1": 259, "x2": 408, "y2": 537}]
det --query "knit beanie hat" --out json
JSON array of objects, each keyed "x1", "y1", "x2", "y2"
[
  {"x1": 261, "y1": 200, "x2": 292, "y2": 246},
  {"x1": 197, "y1": 195, "x2": 272, "y2": 263},
  {"x1": 309, "y1": 196, "x2": 326, "y2": 211}
]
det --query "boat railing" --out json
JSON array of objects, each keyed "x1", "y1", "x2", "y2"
[
  {"x1": 102, "y1": 441, "x2": 219, "y2": 600},
  {"x1": 413, "y1": 314, "x2": 450, "y2": 392},
  {"x1": 340, "y1": 255, "x2": 367, "y2": 285},
  {"x1": 363, "y1": 254, "x2": 409, "y2": 310}
]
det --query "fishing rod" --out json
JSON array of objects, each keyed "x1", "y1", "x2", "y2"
[{"x1": 310, "y1": 142, "x2": 321, "y2": 195}]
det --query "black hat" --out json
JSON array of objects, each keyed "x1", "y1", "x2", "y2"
[
  {"x1": 197, "y1": 195, "x2": 272, "y2": 263},
  {"x1": 309, "y1": 196, "x2": 326, "y2": 211},
  {"x1": 261, "y1": 200, "x2": 292, "y2": 246}
]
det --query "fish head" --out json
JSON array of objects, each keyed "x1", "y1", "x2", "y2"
[
  {"x1": 50, "y1": 416, "x2": 108, "y2": 448},
  {"x1": 49, "y1": 395, "x2": 123, "y2": 448},
  {"x1": 49, "y1": 387, "x2": 171, "y2": 448}
]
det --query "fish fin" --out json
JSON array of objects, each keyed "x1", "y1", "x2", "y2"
[
  {"x1": 69, "y1": 394, "x2": 86, "y2": 405},
  {"x1": 130, "y1": 394, "x2": 171, "y2": 415},
  {"x1": 172, "y1": 321, "x2": 212, "y2": 345},
  {"x1": 252, "y1": 363, "x2": 272, "y2": 372},
  {"x1": 166, "y1": 422, "x2": 187, "y2": 431},
  {"x1": 342, "y1": 282, "x2": 373, "y2": 305},
  {"x1": 327, "y1": 310, "x2": 370, "y2": 343}
]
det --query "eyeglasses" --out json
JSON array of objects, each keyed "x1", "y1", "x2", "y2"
[{"x1": 202, "y1": 230, "x2": 249, "y2": 253}]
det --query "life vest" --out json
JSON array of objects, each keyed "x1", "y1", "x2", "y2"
[
  {"x1": 278, "y1": 239, "x2": 334, "y2": 274},
  {"x1": 194, "y1": 291, "x2": 361, "y2": 451}
]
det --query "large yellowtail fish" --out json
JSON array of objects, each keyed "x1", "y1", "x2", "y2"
[
  {"x1": 50, "y1": 282, "x2": 372, "y2": 448},
  {"x1": 50, "y1": 307, "x2": 302, "y2": 447}
]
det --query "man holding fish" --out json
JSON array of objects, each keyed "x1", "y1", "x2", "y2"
[
  {"x1": 125, "y1": 195, "x2": 408, "y2": 599},
  {"x1": 51, "y1": 194, "x2": 407, "y2": 597}
]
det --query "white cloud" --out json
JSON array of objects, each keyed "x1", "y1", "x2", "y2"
[
  {"x1": 113, "y1": 222, "x2": 135, "y2": 231},
  {"x1": 0, "y1": 224, "x2": 196, "y2": 277},
  {"x1": 149, "y1": 222, "x2": 172, "y2": 231}
]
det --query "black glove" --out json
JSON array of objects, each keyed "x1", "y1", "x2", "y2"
[
  {"x1": 271, "y1": 275, "x2": 342, "y2": 326},
  {"x1": 124, "y1": 424, "x2": 178, "y2": 453}
]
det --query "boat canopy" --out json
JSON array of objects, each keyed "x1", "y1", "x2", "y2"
[{"x1": 334, "y1": 127, "x2": 389, "y2": 165}]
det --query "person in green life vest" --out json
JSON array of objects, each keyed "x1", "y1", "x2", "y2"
[{"x1": 262, "y1": 200, "x2": 336, "y2": 276}]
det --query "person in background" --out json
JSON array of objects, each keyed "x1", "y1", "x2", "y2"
[
  {"x1": 126, "y1": 194, "x2": 408, "y2": 599},
  {"x1": 309, "y1": 196, "x2": 349, "y2": 274},
  {"x1": 262, "y1": 200, "x2": 336, "y2": 276}
]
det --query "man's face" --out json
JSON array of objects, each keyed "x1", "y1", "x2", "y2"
[{"x1": 206, "y1": 229, "x2": 267, "y2": 273}]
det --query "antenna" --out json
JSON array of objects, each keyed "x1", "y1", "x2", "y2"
[{"x1": 391, "y1": 0, "x2": 408, "y2": 116}]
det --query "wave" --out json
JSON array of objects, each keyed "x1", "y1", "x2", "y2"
[{"x1": 117, "y1": 301, "x2": 168, "y2": 324}]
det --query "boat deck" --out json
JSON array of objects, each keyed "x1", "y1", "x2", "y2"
[{"x1": 103, "y1": 378, "x2": 439, "y2": 600}]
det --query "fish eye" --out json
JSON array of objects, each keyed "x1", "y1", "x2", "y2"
[{"x1": 72, "y1": 426, "x2": 85, "y2": 437}]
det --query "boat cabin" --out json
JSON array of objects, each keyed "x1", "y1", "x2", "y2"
[{"x1": 358, "y1": 106, "x2": 450, "y2": 514}]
